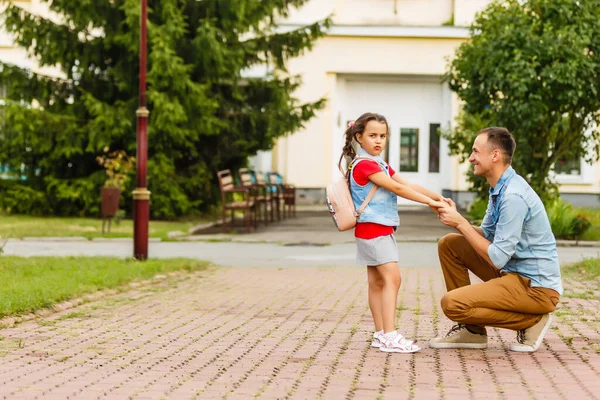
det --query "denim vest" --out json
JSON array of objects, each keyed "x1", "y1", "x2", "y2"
[
  {"x1": 349, "y1": 148, "x2": 399, "y2": 227},
  {"x1": 481, "y1": 166, "x2": 563, "y2": 294}
]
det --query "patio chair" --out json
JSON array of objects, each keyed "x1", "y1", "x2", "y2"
[
  {"x1": 238, "y1": 167, "x2": 271, "y2": 225},
  {"x1": 255, "y1": 170, "x2": 280, "y2": 222},
  {"x1": 268, "y1": 171, "x2": 296, "y2": 218},
  {"x1": 217, "y1": 169, "x2": 257, "y2": 233}
]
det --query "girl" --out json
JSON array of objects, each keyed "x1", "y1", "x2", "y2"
[{"x1": 339, "y1": 112, "x2": 446, "y2": 353}]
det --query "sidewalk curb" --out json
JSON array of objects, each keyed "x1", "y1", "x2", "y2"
[
  {"x1": 6, "y1": 237, "x2": 163, "y2": 243},
  {"x1": 556, "y1": 239, "x2": 600, "y2": 248}
]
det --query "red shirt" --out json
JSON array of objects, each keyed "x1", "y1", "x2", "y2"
[{"x1": 352, "y1": 160, "x2": 397, "y2": 239}]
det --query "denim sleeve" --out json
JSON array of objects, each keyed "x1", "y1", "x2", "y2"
[
  {"x1": 479, "y1": 199, "x2": 495, "y2": 241},
  {"x1": 487, "y1": 194, "x2": 528, "y2": 268}
]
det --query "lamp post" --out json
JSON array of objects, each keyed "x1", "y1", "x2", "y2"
[{"x1": 133, "y1": 0, "x2": 150, "y2": 260}]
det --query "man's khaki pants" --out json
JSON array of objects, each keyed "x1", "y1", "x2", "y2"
[{"x1": 438, "y1": 233, "x2": 560, "y2": 332}]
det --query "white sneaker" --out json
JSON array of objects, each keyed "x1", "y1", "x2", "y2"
[
  {"x1": 371, "y1": 331, "x2": 383, "y2": 348},
  {"x1": 380, "y1": 333, "x2": 421, "y2": 353},
  {"x1": 429, "y1": 324, "x2": 488, "y2": 349},
  {"x1": 510, "y1": 314, "x2": 553, "y2": 352}
]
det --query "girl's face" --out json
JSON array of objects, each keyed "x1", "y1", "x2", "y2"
[{"x1": 356, "y1": 120, "x2": 388, "y2": 157}]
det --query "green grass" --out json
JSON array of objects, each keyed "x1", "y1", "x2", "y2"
[
  {"x1": 562, "y1": 257, "x2": 600, "y2": 300},
  {"x1": 573, "y1": 207, "x2": 600, "y2": 241},
  {"x1": 0, "y1": 256, "x2": 212, "y2": 318},
  {"x1": 0, "y1": 215, "x2": 210, "y2": 240},
  {"x1": 562, "y1": 257, "x2": 600, "y2": 280}
]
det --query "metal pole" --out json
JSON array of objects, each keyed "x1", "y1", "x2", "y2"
[{"x1": 133, "y1": 0, "x2": 150, "y2": 260}]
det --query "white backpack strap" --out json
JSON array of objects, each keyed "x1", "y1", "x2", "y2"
[{"x1": 351, "y1": 156, "x2": 381, "y2": 216}]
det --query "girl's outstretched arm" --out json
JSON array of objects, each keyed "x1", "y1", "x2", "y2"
[
  {"x1": 368, "y1": 172, "x2": 446, "y2": 208},
  {"x1": 390, "y1": 173, "x2": 444, "y2": 202}
]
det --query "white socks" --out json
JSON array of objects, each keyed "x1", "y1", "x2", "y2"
[{"x1": 383, "y1": 330, "x2": 398, "y2": 340}]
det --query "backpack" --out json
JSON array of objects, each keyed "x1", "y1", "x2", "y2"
[{"x1": 326, "y1": 157, "x2": 379, "y2": 231}]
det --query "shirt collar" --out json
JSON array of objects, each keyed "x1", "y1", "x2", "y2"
[{"x1": 489, "y1": 166, "x2": 515, "y2": 196}]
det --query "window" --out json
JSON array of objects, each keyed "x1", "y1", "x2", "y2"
[
  {"x1": 383, "y1": 138, "x2": 390, "y2": 163},
  {"x1": 555, "y1": 156, "x2": 581, "y2": 176},
  {"x1": 400, "y1": 128, "x2": 419, "y2": 172},
  {"x1": 429, "y1": 123, "x2": 440, "y2": 173}
]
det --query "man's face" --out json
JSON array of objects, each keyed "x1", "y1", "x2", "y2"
[{"x1": 469, "y1": 133, "x2": 499, "y2": 177}]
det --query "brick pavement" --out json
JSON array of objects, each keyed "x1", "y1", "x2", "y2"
[{"x1": 0, "y1": 266, "x2": 599, "y2": 400}]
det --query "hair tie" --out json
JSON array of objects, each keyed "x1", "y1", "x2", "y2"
[{"x1": 347, "y1": 120, "x2": 355, "y2": 128}]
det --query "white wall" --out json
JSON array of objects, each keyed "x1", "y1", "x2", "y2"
[
  {"x1": 454, "y1": 0, "x2": 491, "y2": 26},
  {"x1": 282, "y1": 0, "x2": 492, "y2": 27},
  {"x1": 0, "y1": 0, "x2": 62, "y2": 78},
  {"x1": 283, "y1": 0, "x2": 455, "y2": 27},
  {"x1": 282, "y1": 35, "x2": 466, "y2": 188}
]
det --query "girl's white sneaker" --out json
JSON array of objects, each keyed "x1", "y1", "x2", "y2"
[
  {"x1": 371, "y1": 331, "x2": 383, "y2": 348},
  {"x1": 380, "y1": 333, "x2": 421, "y2": 353}
]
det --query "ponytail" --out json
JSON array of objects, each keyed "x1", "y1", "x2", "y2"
[{"x1": 337, "y1": 125, "x2": 357, "y2": 177}]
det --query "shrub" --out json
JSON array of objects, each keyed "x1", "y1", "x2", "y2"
[
  {"x1": 546, "y1": 198, "x2": 574, "y2": 239},
  {"x1": 546, "y1": 198, "x2": 592, "y2": 240},
  {"x1": 571, "y1": 214, "x2": 592, "y2": 240},
  {"x1": 45, "y1": 175, "x2": 103, "y2": 217},
  {"x1": 96, "y1": 148, "x2": 135, "y2": 190},
  {"x1": 468, "y1": 198, "x2": 488, "y2": 224},
  {"x1": 0, "y1": 182, "x2": 50, "y2": 216}
]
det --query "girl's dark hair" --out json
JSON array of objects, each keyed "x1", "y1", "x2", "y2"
[{"x1": 337, "y1": 112, "x2": 389, "y2": 177}]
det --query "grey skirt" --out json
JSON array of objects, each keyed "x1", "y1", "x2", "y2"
[{"x1": 356, "y1": 234, "x2": 399, "y2": 266}]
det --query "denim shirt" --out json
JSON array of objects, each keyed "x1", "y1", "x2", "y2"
[
  {"x1": 349, "y1": 148, "x2": 400, "y2": 227},
  {"x1": 481, "y1": 166, "x2": 563, "y2": 294}
]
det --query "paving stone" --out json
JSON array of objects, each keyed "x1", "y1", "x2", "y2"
[{"x1": 0, "y1": 265, "x2": 598, "y2": 399}]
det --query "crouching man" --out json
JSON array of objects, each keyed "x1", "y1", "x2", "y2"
[{"x1": 431, "y1": 127, "x2": 561, "y2": 352}]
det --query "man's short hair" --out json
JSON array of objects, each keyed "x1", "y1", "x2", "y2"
[{"x1": 477, "y1": 127, "x2": 516, "y2": 164}]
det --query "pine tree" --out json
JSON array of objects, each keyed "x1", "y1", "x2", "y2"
[{"x1": 0, "y1": 0, "x2": 329, "y2": 218}]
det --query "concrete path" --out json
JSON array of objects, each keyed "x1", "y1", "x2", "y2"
[
  {"x1": 183, "y1": 208, "x2": 457, "y2": 246},
  {"x1": 4, "y1": 239, "x2": 599, "y2": 268}
]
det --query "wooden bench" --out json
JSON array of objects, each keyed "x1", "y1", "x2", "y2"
[{"x1": 217, "y1": 169, "x2": 257, "y2": 233}]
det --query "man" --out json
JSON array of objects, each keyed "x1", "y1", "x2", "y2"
[{"x1": 431, "y1": 127, "x2": 562, "y2": 352}]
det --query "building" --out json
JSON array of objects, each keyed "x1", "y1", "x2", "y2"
[
  {"x1": 251, "y1": 0, "x2": 600, "y2": 208},
  {"x1": 2, "y1": 0, "x2": 599, "y2": 208},
  {"x1": 0, "y1": 1, "x2": 57, "y2": 76}
]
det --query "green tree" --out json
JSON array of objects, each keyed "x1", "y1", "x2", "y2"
[
  {"x1": 0, "y1": 0, "x2": 329, "y2": 218},
  {"x1": 444, "y1": 0, "x2": 600, "y2": 200}
]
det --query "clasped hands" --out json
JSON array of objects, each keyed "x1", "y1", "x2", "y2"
[{"x1": 428, "y1": 197, "x2": 467, "y2": 229}]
